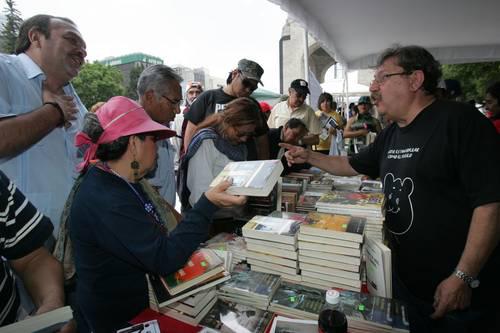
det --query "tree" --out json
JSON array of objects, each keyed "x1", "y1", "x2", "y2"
[
  {"x1": 1, "y1": 0, "x2": 23, "y2": 54},
  {"x1": 72, "y1": 62, "x2": 126, "y2": 110},
  {"x1": 126, "y1": 63, "x2": 145, "y2": 100},
  {"x1": 442, "y1": 62, "x2": 500, "y2": 102}
]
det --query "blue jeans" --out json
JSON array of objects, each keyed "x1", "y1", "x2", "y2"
[{"x1": 393, "y1": 274, "x2": 500, "y2": 333}]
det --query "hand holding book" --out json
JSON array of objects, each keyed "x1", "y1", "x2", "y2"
[{"x1": 205, "y1": 179, "x2": 248, "y2": 208}]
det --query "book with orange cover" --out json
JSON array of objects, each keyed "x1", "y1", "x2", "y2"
[{"x1": 301, "y1": 212, "x2": 366, "y2": 243}]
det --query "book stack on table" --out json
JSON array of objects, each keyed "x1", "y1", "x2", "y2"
[
  {"x1": 217, "y1": 270, "x2": 281, "y2": 310},
  {"x1": 242, "y1": 215, "x2": 303, "y2": 283},
  {"x1": 147, "y1": 248, "x2": 230, "y2": 325},
  {"x1": 297, "y1": 212, "x2": 366, "y2": 292},
  {"x1": 268, "y1": 282, "x2": 410, "y2": 333},
  {"x1": 315, "y1": 191, "x2": 385, "y2": 241}
]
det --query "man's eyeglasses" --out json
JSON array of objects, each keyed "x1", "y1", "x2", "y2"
[
  {"x1": 238, "y1": 71, "x2": 258, "y2": 92},
  {"x1": 371, "y1": 71, "x2": 413, "y2": 86},
  {"x1": 162, "y1": 95, "x2": 182, "y2": 107}
]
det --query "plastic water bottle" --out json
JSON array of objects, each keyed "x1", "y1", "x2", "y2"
[{"x1": 318, "y1": 289, "x2": 348, "y2": 333}]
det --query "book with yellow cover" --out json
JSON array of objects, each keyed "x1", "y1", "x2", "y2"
[{"x1": 300, "y1": 212, "x2": 365, "y2": 243}]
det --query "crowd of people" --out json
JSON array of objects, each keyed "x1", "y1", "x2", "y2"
[{"x1": 0, "y1": 13, "x2": 499, "y2": 333}]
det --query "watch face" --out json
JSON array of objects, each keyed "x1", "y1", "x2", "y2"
[{"x1": 470, "y1": 280, "x2": 480, "y2": 288}]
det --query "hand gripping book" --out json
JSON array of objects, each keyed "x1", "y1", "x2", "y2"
[
  {"x1": 209, "y1": 159, "x2": 284, "y2": 196},
  {"x1": 162, "y1": 248, "x2": 225, "y2": 296},
  {"x1": 301, "y1": 212, "x2": 366, "y2": 243}
]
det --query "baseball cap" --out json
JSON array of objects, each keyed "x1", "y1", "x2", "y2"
[
  {"x1": 358, "y1": 96, "x2": 372, "y2": 104},
  {"x1": 237, "y1": 59, "x2": 264, "y2": 85},
  {"x1": 75, "y1": 96, "x2": 176, "y2": 170},
  {"x1": 186, "y1": 81, "x2": 203, "y2": 92},
  {"x1": 290, "y1": 79, "x2": 310, "y2": 95}
]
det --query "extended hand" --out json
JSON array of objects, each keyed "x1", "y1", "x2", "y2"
[
  {"x1": 205, "y1": 180, "x2": 247, "y2": 208},
  {"x1": 431, "y1": 275, "x2": 471, "y2": 319},
  {"x1": 279, "y1": 143, "x2": 309, "y2": 166}
]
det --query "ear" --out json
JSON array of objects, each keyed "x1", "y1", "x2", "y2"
[
  {"x1": 410, "y1": 70, "x2": 425, "y2": 92},
  {"x1": 27, "y1": 27, "x2": 43, "y2": 48}
]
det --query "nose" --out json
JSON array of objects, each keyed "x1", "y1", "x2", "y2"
[{"x1": 369, "y1": 81, "x2": 379, "y2": 92}]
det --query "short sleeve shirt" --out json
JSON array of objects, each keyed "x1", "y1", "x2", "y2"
[
  {"x1": 184, "y1": 88, "x2": 235, "y2": 125},
  {"x1": 0, "y1": 171, "x2": 53, "y2": 326},
  {"x1": 349, "y1": 100, "x2": 500, "y2": 304},
  {"x1": 267, "y1": 101, "x2": 321, "y2": 135}
]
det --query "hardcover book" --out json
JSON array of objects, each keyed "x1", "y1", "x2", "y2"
[
  {"x1": 301, "y1": 212, "x2": 365, "y2": 243},
  {"x1": 209, "y1": 159, "x2": 284, "y2": 196},
  {"x1": 269, "y1": 282, "x2": 325, "y2": 320},
  {"x1": 219, "y1": 270, "x2": 281, "y2": 301}
]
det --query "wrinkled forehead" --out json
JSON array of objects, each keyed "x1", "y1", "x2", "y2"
[
  {"x1": 375, "y1": 56, "x2": 402, "y2": 74},
  {"x1": 50, "y1": 18, "x2": 86, "y2": 47}
]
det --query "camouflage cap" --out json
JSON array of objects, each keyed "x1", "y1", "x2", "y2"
[
  {"x1": 237, "y1": 59, "x2": 264, "y2": 86},
  {"x1": 358, "y1": 96, "x2": 372, "y2": 104}
]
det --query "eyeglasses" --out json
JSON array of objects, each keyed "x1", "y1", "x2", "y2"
[
  {"x1": 238, "y1": 71, "x2": 258, "y2": 92},
  {"x1": 162, "y1": 95, "x2": 182, "y2": 107},
  {"x1": 371, "y1": 71, "x2": 413, "y2": 86}
]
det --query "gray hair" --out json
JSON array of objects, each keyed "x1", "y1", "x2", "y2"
[{"x1": 136, "y1": 64, "x2": 183, "y2": 98}]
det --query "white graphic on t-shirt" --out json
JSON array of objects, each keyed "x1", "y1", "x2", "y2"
[
  {"x1": 215, "y1": 103, "x2": 226, "y2": 113},
  {"x1": 383, "y1": 173, "x2": 414, "y2": 235}
]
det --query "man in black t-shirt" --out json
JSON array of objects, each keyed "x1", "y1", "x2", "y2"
[
  {"x1": 183, "y1": 59, "x2": 269, "y2": 160},
  {"x1": 281, "y1": 45, "x2": 500, "y2": 332}
]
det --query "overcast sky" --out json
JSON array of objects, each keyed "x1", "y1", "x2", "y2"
[{"x1": 11, "y1": 0, "x2": 288, "y2": 92}]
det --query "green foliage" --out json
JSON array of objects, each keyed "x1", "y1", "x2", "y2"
[
  {"x1": 72, "y1": 62, "x2": 126, "y2": 110},
  {"x1": 442, "y1": 62, "x2": 500, "y2": 101},
  {"x1": 126, "y1": 63, "x2": 145, "y2": 100},
  {"x1": 1, "y1": 0, "x2": 23, "y2": 54}
]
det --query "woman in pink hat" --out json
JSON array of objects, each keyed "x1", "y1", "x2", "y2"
[{"x1": 62, "y1": 96, "x2": 246, "y2": 332}]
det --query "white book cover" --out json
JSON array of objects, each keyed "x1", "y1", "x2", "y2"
[
  {"x1": 209, "y1": 159, "x2": 284, "y2": 196},
  {"x1": 364, "y1": 236, "x2": 392, "y2": 298},
  {"x1": 243, "y1": 215, "x2": 301, "y2": 245}
]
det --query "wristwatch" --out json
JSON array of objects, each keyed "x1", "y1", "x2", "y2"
[{"x1": 454, "y1": 269, "x2": 480, "y2": 288}]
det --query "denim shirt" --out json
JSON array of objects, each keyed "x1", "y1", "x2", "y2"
[
  {"x1": 146, "y1": 139, "x2": 176, "y2": 206},
  {"x1": 0, "y1": 53, "x2": 87, "y2": 233}
]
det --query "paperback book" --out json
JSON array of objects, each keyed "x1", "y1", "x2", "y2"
[
  {"x1": 209, "y1": 159, "x2": 284, "y2": 196},
  {"x1": 199, "y1": 299, "x2": 273, "y2": 333},
  {"x1": 301, "y1": 212, "x2": 366, "y2": 243},
  {"x1": 242, "y1": 215, "x2": 301, "y2": 245}
]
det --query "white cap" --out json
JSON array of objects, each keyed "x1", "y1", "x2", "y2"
[{"x1": 325, "y1": 289, "x2": 340, "y2": 305}]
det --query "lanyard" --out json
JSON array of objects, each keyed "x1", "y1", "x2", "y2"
[{"x1": 100, "y1": 163, "x2": 164, "y2": 228}]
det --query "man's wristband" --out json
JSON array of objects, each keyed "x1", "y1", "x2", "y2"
[{"x1": 44, "y1": 102, "x2": 64, "y2": 127}]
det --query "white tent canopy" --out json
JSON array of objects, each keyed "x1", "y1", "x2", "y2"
[{"x1": 269, "y1": 0, "x2": 500, "y2": 70}]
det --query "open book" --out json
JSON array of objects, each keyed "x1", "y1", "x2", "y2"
[{"x1": 209, "y1": 160, "x2": 284, "y2": 196}]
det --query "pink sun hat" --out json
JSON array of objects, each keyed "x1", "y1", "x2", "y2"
[{"x1": 75, "y1": 96, "x2": 175, "y2": 171}]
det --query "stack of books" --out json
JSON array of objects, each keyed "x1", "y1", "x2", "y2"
[
  {"x1": 269, "y1": 283, "x2": 409, "y2": 333},
  {"x1": 242, "y1": 215, "x2": 302, "y2": 283},
  {"x1": 199, "y1": 299, "x2": 273, "y2": 333},
  {"x1": 269, "y1": 281, "x2": 325, "y2": 320},
  {"x1": 297, "y1": 212, "x2": 365, "y2": 292},
  {"x1": 217, "y1": 270, "x2": 281, "y2": 310},
  {"x1": 160, "y1": 288, "x2": 218, "y2": 326},
  {"x1": 307, "y1": 176, "x2": 335, "y2": 192},
  {"x1": 148, "y1": 248, "x2": 230, "y2": 324},
  {"x1": 295, "y1": 191, "x2": 323, "y2": 213},
  {"x1": 315, "y1": 191, "x2": 385, "y2": 240},
  {"x1": 204, "y1": 233, "x2": 247, "y2": 272}
]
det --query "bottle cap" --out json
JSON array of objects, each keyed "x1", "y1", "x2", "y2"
[{"x1": 325, "y1": 289, "x2": 340, "y2": 305}]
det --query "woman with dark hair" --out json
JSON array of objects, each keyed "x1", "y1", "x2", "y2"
[
  {"x1": 65, "y1": 96, "x2": 245, "y2": 332},
  {"x1": 484, "y1": 82, "x2": 500, "y2": 134},
  {"x1": 315, "y1": 92, "x2": 344, "y2": 155},
  {"x1": 178, "y1": 97, "x2": 260, "y2": 216}
]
